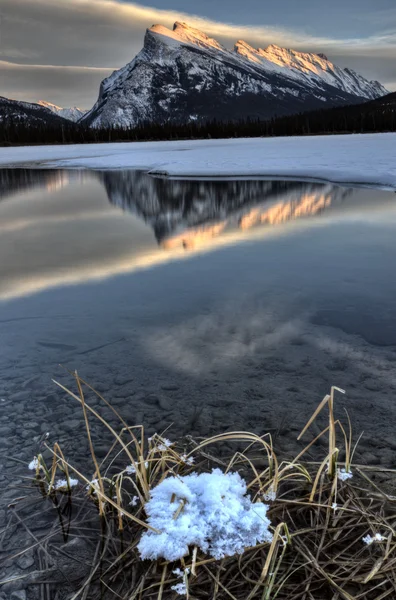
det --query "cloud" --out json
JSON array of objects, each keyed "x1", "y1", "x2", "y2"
[
  {"x1": 0, "y1": 61, "x2": 114, "y2": 108},
  {"x1": 1, "y1": 0, "x2": 396, "y2": 106}
]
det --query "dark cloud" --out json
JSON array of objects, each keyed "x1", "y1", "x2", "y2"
[{"x1": 1, "y1": 0, "x2": 395, "y2": 108}]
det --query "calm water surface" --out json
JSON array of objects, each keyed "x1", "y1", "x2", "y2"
[{"x1": 1, "y1": 169, "x2": 396, "y2": 480}]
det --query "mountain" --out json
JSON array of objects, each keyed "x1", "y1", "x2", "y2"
[
  {"x1": 99, "y1": 170, "x2": 350, "y2": 250},
  {"x1": 82, "y1": 22, "x2": 388, "y2": 128},
  {"x1": 37, "y1": 101, "x2": 86, "y2": 122},
  {"x1": 0, "y1": 96, "x2": 72, "y2": 127}
]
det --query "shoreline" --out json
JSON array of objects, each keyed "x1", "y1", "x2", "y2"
[{"x1": 0, "y1": 133, "x2": 395, "y2": 189}]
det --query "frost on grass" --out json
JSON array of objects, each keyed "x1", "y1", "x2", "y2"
[
  {"x1": 263, "y1": 484, "x2": 276, "y2": 502},
  {"x1": 171, "y1": 582, "x2": 187, "y2": 595},
  {"x1": 180, "y1": 454, "x2": 195, "y2": 466},
  {"x1": 337, "y1": 468, "x2": 353, "y2": 482},
  {"x1": 363, "y1": 533, "x2": 387, "y2": 545},
  {"x1": 28, "y1": 457, "x2": 39, "y2": 471},
  {"x1": 54, "y1": 478, "x2": 79, "y2": 490},
  {"x1": 138, "y1": 469, "x2": 273, "y2": 561}
]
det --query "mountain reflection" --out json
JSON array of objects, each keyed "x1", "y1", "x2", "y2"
[
  {"x1": 99, "y1": 171, "x2": 350, "y2": 250},
  {"x1": 0, "y1": 169, "x2": 79, "y2": 200},
  {"x1": 0, "y1": 168, "x2": 393, "y2": 302}
]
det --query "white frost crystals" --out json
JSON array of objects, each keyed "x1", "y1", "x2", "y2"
[
  {"x1": 363, "y1": 533, "x2": 387, "y2": 545},
  {"x1": 337, "y1": 468, "x2": 353, "y2": 482},
  {"x1": 54, "y1": 478, "x2": 79, "y2": 490},
  {"x1": 138, "y1": 468, "x2": 273, "y2": 561},
  {"x1": 28, "y1": 457, "x2": 40, "y2": 471}
]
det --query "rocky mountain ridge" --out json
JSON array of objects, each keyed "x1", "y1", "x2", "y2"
[{"x1": 82, "y1": 21, "x2": 388, "y2": 128}]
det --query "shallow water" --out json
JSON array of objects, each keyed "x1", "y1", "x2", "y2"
[{"x1": 1, "y1": 169, "x2": 396, "y2": 486}]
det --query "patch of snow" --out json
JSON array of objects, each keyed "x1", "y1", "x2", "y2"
[
  {"x1": 363, "y1": 533, "x2": 387, "y2": 545},
  {"x1": 55, "y1": 478, "x2": 79, "y2": 490},
  {"x1": 28, "y1": 457, "x2": 39, "y2": 470},
  {"x1": 157, "y1": 437, "x2": 173, "y2": 451},
  {"x1": 263, "y1": 485, "x2": 276, "y2": 501},
  {"x1": 337, "y1": 468, "x2": 353, "y2": 481},
  {"x1": 138, "y1": 468, "x2": 273, "y2": 561},
  {"x1": 181, "y1": 454, "x2": 195, "y2": 465},
  {"x1": 86, "y1": 478, "x2": 99, "y2": 492},
  {"x1": 172, "y1": 582, "x2": 187, "y2": 595},
  {"x1": 2, "y1": 134, "x2": 396, "y2": 190},
  {"x1": 171, "y1": 567, "x2": 190, "y2": 595}
]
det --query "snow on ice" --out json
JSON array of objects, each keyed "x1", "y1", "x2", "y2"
[{"x1": 1, "y1": 134, "x2": 396, "y2": 189}]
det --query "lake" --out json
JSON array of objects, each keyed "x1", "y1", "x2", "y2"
[{"x1": 1, "y1": 168, "x2": 396, "y2": 488}]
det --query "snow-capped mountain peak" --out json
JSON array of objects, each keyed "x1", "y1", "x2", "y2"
[
  {"x1": 37, "y1": 101, "x2": 86, "y2": 122},
  {"x1": 148, "y1": 22, "x2": 226, "y2": 53},
  {"x1": 233, "y1": 41, "x2": 388, "y2": 99},
  {"x1": 82, "y1": 21, "x2": 388, "y2": 129}
]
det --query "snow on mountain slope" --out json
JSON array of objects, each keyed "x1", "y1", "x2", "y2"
[
  {"x1": 37, "y1": 101, "x2": 86, "y2": 122},
  {"x1": 82, "y1": 21, "x2": 388, "y2": 128},
  {"x1": 234, "y1": 42, "x2": 387, "y2": 99}
]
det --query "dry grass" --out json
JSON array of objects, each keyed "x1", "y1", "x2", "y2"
[{"x1": 8, "y1": 372, "x2": 396, "y2": 599}]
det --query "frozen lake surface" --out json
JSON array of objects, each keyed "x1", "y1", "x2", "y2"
[{"x1": 1, "y1": 133, "x2": 396, "y2": 187}]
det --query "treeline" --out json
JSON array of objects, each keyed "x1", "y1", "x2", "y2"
[{"x1": 1, "y1": 92, "x2": 395, "y2": 146}]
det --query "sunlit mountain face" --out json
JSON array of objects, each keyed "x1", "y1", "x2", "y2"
[{"x1": 82, "y1": 21, "x2": 388, "y2": 128}]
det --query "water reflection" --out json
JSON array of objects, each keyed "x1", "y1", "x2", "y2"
[
  {"x1": 1, "y1": 167, "x2": 396, "y2": 479},
  {"x1": 100, "y1": 171, "x2": 351, "y2": 249},
  {"x1": 0, "y1": 169, "x2": 77, "y2": 200},
  {"x1": 0, "y1": 168, "x2": 395, "y2": 302}
]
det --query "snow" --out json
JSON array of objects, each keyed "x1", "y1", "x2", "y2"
[
  {"x1": 263, "y1": 485, "x2": 277, "y2": 501},
  {"x1": 150, "y1": 22, "x2": 227, "y2": 54},
  {"x1": 362, "y1": 533, "x2": 387, "y2": 545},
  {"x1": 37, "y1": 101, "x2": 86, "y2": 122},
  {"x1": 54, "y1": 478, "x2": 79, "y2": 490},
  {"x1": 148, "y1": 23, "x2": 386, "y2": 101},
  {"x1": 1, "y1": 134, "x2": 396, "y2": 189},
  {"x1": 137, "y1": 468, "x2": 273, "y2": 561},
  {"x1": 172, "y1": 582, "x2": 187, "y2": 596},
  {"x1": 28, "y1": 457, "x2": 39, "y2": 471},
  {"x1": 337, "y1": 468, "x2": 353, "y2": 481},
  {"x1": 82, "y1": 20, "x2": 386, "y2": 128}
]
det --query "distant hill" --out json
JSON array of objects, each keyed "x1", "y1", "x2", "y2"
[{"x1": 0, "y1": 96, "x2": 72, "y2": 127}]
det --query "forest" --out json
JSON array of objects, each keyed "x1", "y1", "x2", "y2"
[{"x1": 1, "y1": 92, "x2": 395, "y2": 146}]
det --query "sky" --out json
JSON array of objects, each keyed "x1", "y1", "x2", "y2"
[{"x1": 2, "y1": 0, "x2": 396, "y2": 108}]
